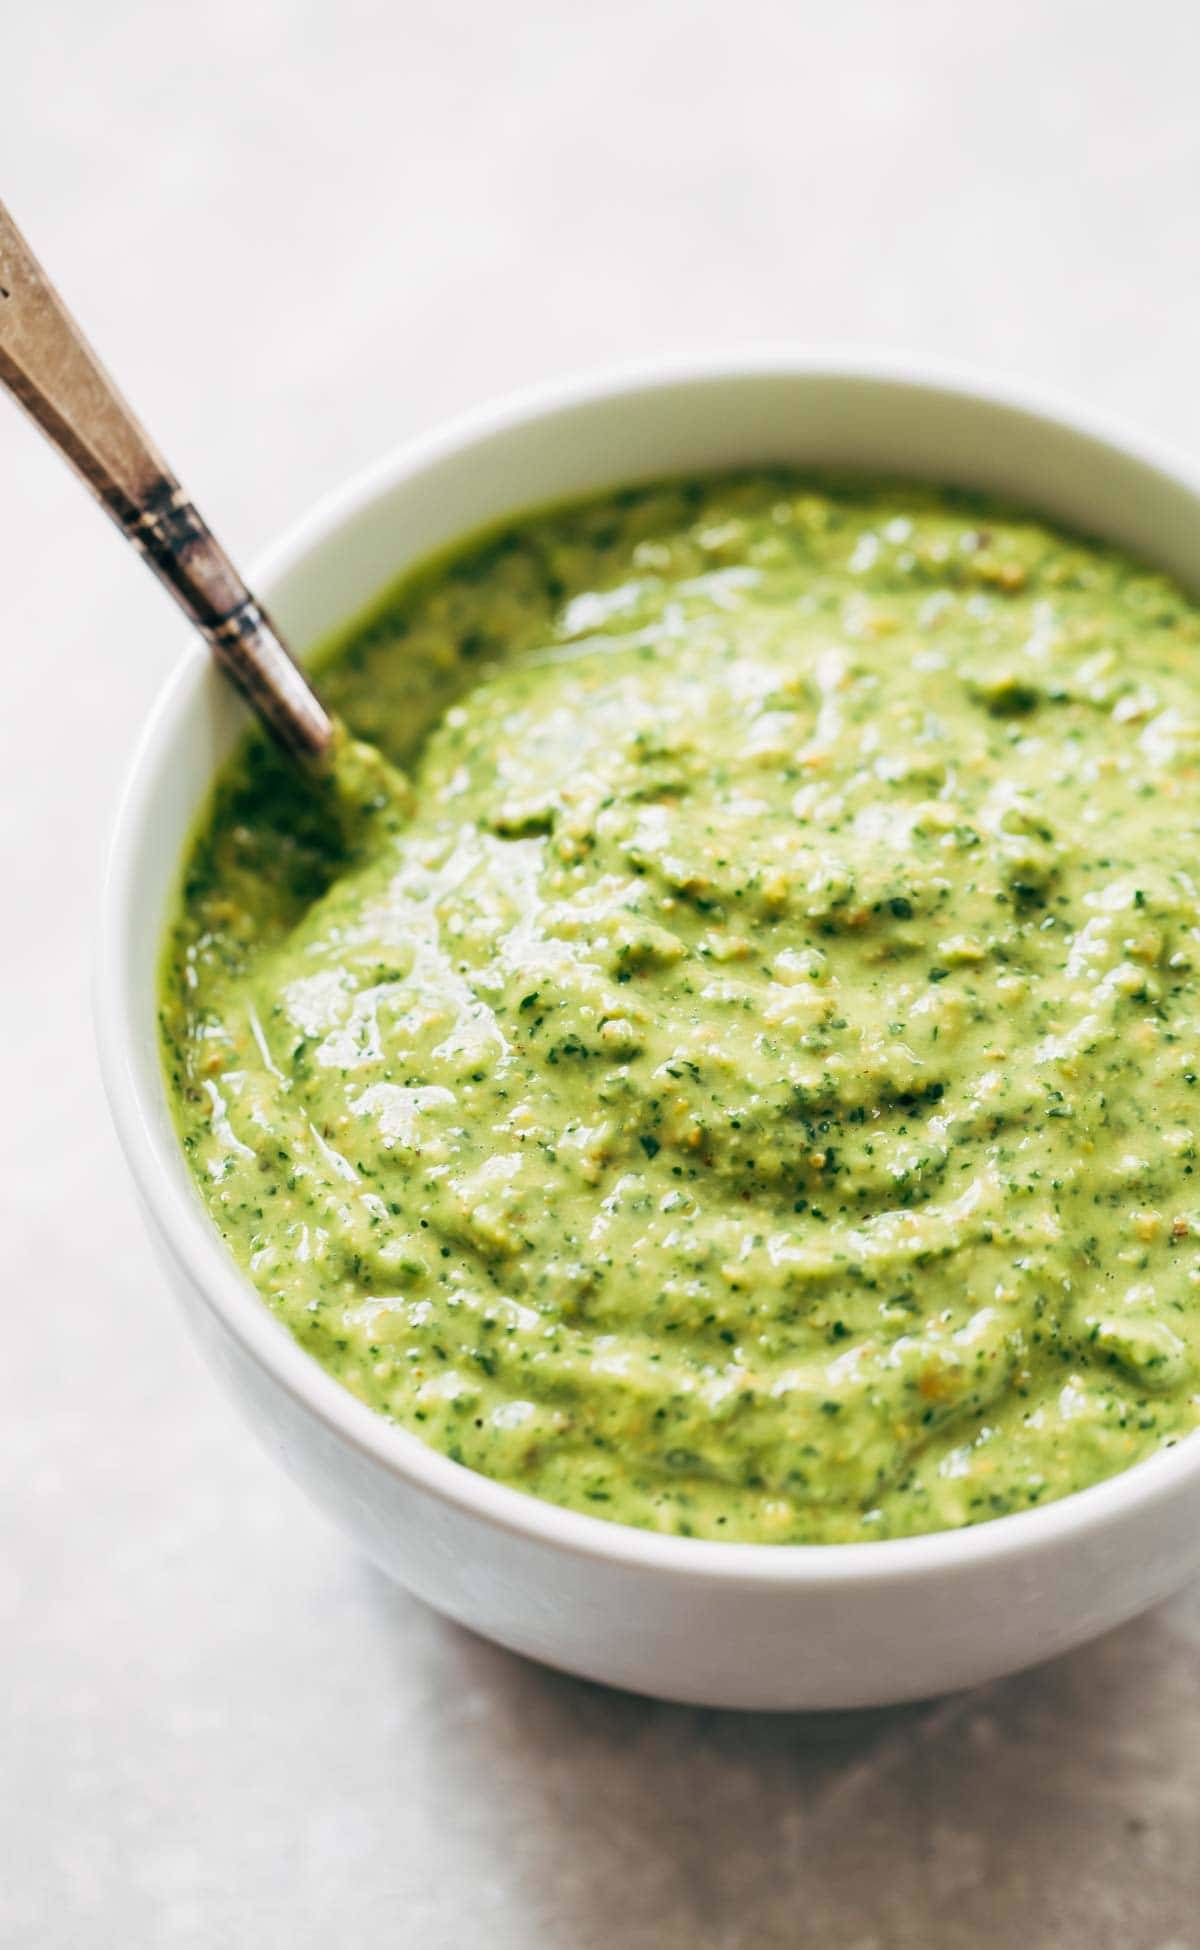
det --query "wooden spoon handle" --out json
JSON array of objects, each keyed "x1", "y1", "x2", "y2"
[{"x1": 0, "y1": 199, "x2": 334, "y2": 764}]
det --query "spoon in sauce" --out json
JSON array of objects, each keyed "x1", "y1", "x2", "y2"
[{"x1": 0, "y1": 197, "x2": 336, "y2": 767}]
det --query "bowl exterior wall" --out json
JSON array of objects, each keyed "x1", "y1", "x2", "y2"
[{"x1": 138, "y1": 1190, "x2": 1200, "y2": 1710}]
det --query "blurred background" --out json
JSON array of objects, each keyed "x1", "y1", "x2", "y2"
[{"x1": 5, "y1": 2, "x2": 1200, "y2": 1943}]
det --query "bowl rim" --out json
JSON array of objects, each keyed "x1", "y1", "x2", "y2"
[{"x1": 95, "y1": 343, "x2": 1200, "y2": 1589}]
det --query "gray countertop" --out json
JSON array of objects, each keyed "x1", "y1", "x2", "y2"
[{"x1": 6, "y1": 3, "x2": 1200, "y2": 1943}]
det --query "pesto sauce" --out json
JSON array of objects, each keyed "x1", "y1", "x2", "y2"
[{"x1": 160, "y1": 474, "x2": 1200, "y2": 1543}]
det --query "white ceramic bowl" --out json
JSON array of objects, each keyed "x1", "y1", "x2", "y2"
[{"x1": 96, "y1": 352, "x2": 1200, "y2": 1710}]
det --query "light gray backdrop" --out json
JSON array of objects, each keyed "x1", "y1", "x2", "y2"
[{"x1": 4, "y1": 3, "x2": 1200, "y2": 1944}]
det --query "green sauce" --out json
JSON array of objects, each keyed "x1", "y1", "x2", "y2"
[{"x1": 160, "y1": 473, "x2": 1200, "y2": 1542}]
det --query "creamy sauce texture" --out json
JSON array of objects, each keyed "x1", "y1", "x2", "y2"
[{"x1": 160, "y1": 475, "x2": 1200, "y2": 1542}]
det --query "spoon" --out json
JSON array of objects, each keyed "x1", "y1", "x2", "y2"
[{"x1": 0, "y1": 197, "x2": 336, "y2": 767}]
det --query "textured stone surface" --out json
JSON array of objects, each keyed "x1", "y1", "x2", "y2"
[{"x1": 5, "y1": 2, "x2": 1200, "y2": 1943}]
